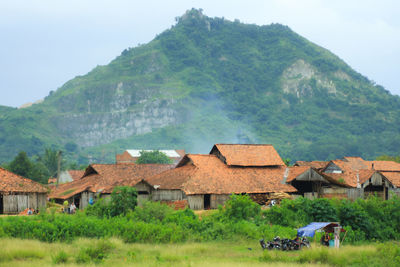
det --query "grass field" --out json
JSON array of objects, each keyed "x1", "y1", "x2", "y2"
[{"x1": 1, "y1": 237, "x2": 398, "y2": 267}]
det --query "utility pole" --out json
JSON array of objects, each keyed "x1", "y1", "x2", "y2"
[{"x1": 56, "y1": 151, "x2": 62, "y2": 188}]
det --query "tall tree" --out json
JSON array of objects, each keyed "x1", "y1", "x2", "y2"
[
  {"x1": 41, "y1": 148, "x2": 61, "y2": 177},
  {"x1": 7, "y1": 151, "x2": 33, "y2": 178}
]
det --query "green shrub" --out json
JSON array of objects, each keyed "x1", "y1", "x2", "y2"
[
  {"x1": 221, "y1": 194, "x2": 260, "y2": 221},
  {"x1": 85, "y1": 186, "x2": 138, "y2": 218},
  {"x1": 52, "y1": 251, "x2": 68, "y2": 264},
  {"x1": 131, "y1": 201, "x2": 173, "y2": 223},
  {"x1": 307, "y1": 198, "x2": 338, "y2": 222},
  {"x1": 76, "y1": 239, "x2": 114, "y2": 263},
  {"x1": 85, "y1": 198, "x2": 111, "y2": 218},
  {"x1": 1, "y1": 197, "x2": 400, "y2": 244},
  {"x1": 109, "y1": 186, "x2": 138, "y2": 217}
]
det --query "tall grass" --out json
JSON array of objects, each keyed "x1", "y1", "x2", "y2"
[
  {"x1": 260, "y1": 242, "x2": 400, "y2": 266},
  {"x1": 0, "y1": 237, "x2": 398, "y2": 267}
]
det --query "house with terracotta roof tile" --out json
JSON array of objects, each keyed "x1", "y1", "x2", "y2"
[
  {"x1": 116, "y1": 149, "x2": 185, "y2": 164},
  {"x1": 141, "y1": 144, "x2": 322, "y2": 209},
  {"x1": 298, "y1": 157, "x2": 400, "y2": 200},
  {"x1": 49, "y1": 163, "x2": 174, "y2": 208},
  {"x1": 0, "y1": 167, "x2": 47, "y2": 214}
]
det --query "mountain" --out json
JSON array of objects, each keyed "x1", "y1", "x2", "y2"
[{"x1": 1, "y1": 8, "x2": 400, "y2": 164}]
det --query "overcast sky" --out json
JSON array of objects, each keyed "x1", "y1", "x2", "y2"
[{"x1": 1, "y1": 0, "x2": 399, "y2": 107}]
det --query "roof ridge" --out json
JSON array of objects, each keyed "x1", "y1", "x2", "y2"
[
  {"x1": 215, "y1": 143, "x2": 274, "y2": 146},
  {"x1": 188, "y1": 154, "x2": 216, "y2": 156}
]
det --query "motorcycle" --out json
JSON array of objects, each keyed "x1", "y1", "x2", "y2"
[
  {"x1": 260, "y1": 237, "x2": 281, "y2": 250},
  {"x1": 260, "y1": 236, "x2": 310, "y2": 251}
]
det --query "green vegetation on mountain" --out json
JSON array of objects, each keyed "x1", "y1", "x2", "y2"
[{"x1": 1, "y1": 8, "x2": 400, "y2": 164}]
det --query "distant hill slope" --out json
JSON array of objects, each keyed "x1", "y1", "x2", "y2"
[{"x1": 1, "y1": 8, "x2": 400, "y2": 164}]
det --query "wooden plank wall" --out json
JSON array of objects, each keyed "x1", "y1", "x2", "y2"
[
  {"x1": 135, "y1": 182, "x2": 152, "y2": 193},
  {"x1": 188, "y1": 195, "x2": 204, "y2": 210},
  {"x1": 152, "y1": 190, "x2": 184, "y2": 201},
  {"x1": 80, "y1": 192, "x2": 88, "y2": 209},
  {"x1": 2, "y1": 193, "x2": 46, "y2": 214},
  {"x1": 211, "y1": 194, "x2": 230, "y2": 209}
]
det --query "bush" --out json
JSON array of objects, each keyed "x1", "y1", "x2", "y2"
[
  {"x1": 85, "y1": 186, "x2": 138, "y2": 218},
  {"x1": 52, "y1": 251, "x2": 68, "y2": 264},
  {"x1": 131, "y1": 201, "x2": 173, "y2": 223},
  {"x1": 307, "y1": 198, "x2": 338, "y2": 222},
  {"x1": 1, "y1": 196, "x2": 400, "y2": 244},
  {"x1": 221, "y1": 194, "x2": 260, "y2": 221},
  {"x1": 76, "y1": 239, "x2": 114, "y2": 263},
  {"x1": 109, "y1": 186, "x2": 138, "y2": 217}
]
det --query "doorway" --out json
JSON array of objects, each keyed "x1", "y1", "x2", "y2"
[
  {"x1": 0, "y1": 195, "x2": 3, "y2": 214},
  {"x1": 204, "y1": 194, "x2": 211, "y2": 210}
]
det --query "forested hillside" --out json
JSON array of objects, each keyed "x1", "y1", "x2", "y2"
[{"x1": 1, "y1": 9, "x2": 399, "y2": 164}]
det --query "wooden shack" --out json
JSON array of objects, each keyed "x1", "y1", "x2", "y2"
[
  {"x1": 0, "y1": 167, "x2": 47, "y2": 214},
  {"x1": 49, "y1": 163, "x2": 174, "y2": 208}
]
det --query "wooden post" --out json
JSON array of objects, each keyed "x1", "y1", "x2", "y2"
[{"x1": 383, "y1": 185, "x2": 386, "y2": 200}]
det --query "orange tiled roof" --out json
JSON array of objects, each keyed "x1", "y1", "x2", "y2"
[
  {"x1": 321, "y1": 157, "x2": 400, "y2": 187},
  {"x1": 365, "y1": 161, "x2": 400, "y2": 172},
  {"x1": 285, "y1": 166, "x2": 311, "y2": 182},
  {"x1": 68, "y1": 170, "x2": 85, "y2": 181},
  {"x1": 322, "y1": 165, "x2": 375, "y2": 187},
  {"x1": 146, "y1": 154, "x2": 297, "y2": 195},
  {"x1": 326, "y1": 157, "x2": 400, "y2": 172},
  {"x1": 49, "y1": 163, "x2": 174, "y2": 199},
  {"x1": 380, "y1": 172, "x2": 400, "y2": 187},
  {"x1": 294, "y1": 161, "x2": 329, "y2": 170},
  {"x1": 210, "y1": 144, "x2": 285, "y2": 166},
  {"x1": 0, "y1": 167, "x2": 47, "y2": 194},
  {"x1": 48, "y1": 178, "x2": 57, "y2": 184}
]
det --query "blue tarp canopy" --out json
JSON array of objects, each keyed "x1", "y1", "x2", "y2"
[{"x1": 297, "y1": 222, "x2": 338, "y2": 237}]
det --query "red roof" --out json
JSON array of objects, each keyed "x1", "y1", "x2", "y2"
[
  {"x1": 294, "y1": 161, "x2": 329, "y2": 170},
  {"x1": 146, "y1": 154, "x2": 297, "y2": 195},
  {"x1": 285, "y1": 166, "x2": 312, "y2": 182},
  {"x1": 321, "y1": 157, "x2": 400, "y2": 187},
  {"x1": 380, "y1": 172, "x2": 400, "y2": 187},
  {"x1": 365, "y1": 161, "x2": 400, "y2": 172},
  {"x1": 322, "y1": 169, "x2": 376, "y2": 187},
  {"x1": 49, "y1": 163, "x2": 174, "y2": 199},
  {"x1": 210, "y1": 144, "x2": 285, "y2": 166},
  {"x1": 0, "y1": 167, "x2": 47, "y2": 194},
  {"x1": 68, "y1": 170, "x2": 85, "y2": 181}
]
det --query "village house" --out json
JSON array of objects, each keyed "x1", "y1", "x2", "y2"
[
  {"x1": 296, "y1": 157, "x2": 400, "y2": 200},
  {"x1": 115, "y1": 149, "x2": 185, "y2": 164},
  {"x1": 48, "y1": 163, "x2": 174, "y2": 208},
  {"x1": 140, "y1": 144, "x2": 319, "y2": 210},
  {"x1": 0, "y1": 167, "x2": 47, "y2": 214}
]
